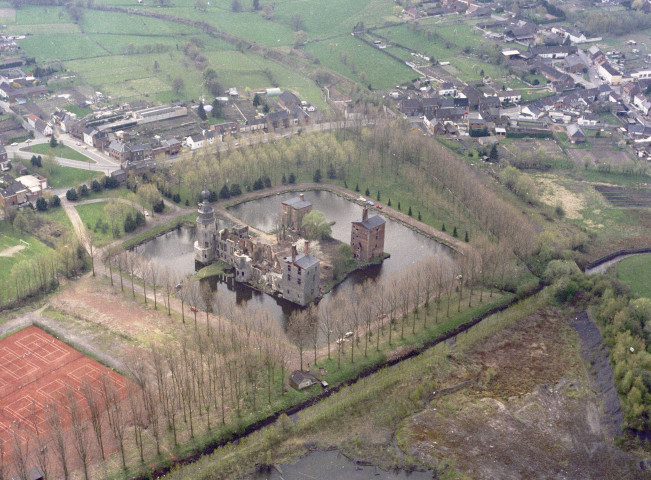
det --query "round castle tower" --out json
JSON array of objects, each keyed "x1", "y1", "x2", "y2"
[{"x1": 194, "y1": 189, "x2": 217, "y2": 265}]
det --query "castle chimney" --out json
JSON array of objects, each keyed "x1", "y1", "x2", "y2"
[
  {"x1": 291, "y1": 244, "x2": 297, "y2": 263},
  {"x1": 299, "y1": 193, "x2": 305, "y2": 201},
  {"x1": 304, "y1": 241, "x2": 309, "y2": 255},
  {"x1": 362, "y1": 207, "x2": 369, "y2": 223}
]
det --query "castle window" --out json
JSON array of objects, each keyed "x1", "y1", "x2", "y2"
[
  {"x1": 297, "y1": 268, "x2": 301, "y2": 275},
  {"x1": 298, "y1": 279, "x2": 301, "y2": 285},
  {"x1": 288, "y1": 275, "x2": 291, "y2": 281}
]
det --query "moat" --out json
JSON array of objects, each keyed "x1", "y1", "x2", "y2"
[{"x1": 136, "y1": 189, "x2": 453, "y2": 327}]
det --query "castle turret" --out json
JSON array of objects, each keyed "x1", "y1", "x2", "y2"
[{"x1": 194, "y1": 189, "x2": 217, "y2": 265}]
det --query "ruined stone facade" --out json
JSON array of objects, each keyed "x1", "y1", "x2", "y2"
[
  {"x1": 281, "y1": 243, "x2": 320, "y2": 306},
  {"x1": 281, "y1": 193, "x2": 312, "y2": 230},
  {"x1": 351, "y1": 207, "x2": 386, "y2": 262},
  {"x1": 194, "y1": 193, "x2": 320, "y2": 306}
]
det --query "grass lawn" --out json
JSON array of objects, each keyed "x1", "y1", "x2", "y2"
[
  {"x1": 15, "y1": 159, "x2": 102, "y2": 189},
  {"x1": 29, "y1": 143, "x2": 95, "y2": 163},
  {"x1": 616, "y1": 254, "x2": 651, "y2": 299},
  {"x1": 0, "y1": 221, "x2": 53, "y2": 300},
  {"x1": 75, "y1": 201, "x2": 140, "y2": 247},
  {"x1": 64, "y1": 104, "x2": 92, "y2": 117}
]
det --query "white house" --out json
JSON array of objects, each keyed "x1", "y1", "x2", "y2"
[
  {"x1": 520, "y1": 105, "x2": 544, "y2": 120},
  {"x1": 631, "y1": 69, "x2": 651, "y2": 80},
  {"x1": 578, "y1": 113, "x2": 601, "y2": 127},
  {"x1": 634, "y1": 95, "x2": 651, "y2": 115},
  {"x1": 497, "y1": 90, "x2": 521, "y2": 104},
  {"x1": 598, "y1": 63, "x2": 623, "y2": 85},
  {"x1": 186, "y1": 130, "x2": 217, "y2": 150},
  {"x1": 439, "y1": 82, "x2": 456, "y2": 96}
]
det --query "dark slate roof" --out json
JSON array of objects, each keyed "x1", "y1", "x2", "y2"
[
  {"x1": 282, "y1": 196, "x2": 312, "y2": 209},
  {"x1": 1, "y1": 180, "x2": 26, "y2": 197},
  {"x1": 567, "y1": 124, "x2": 585, "y2": 137},
  {"x1": 279, "y1": 91, "x2": 300, "y2": 106},
  {"x1": 353, "y1": 214, "x2": 386, "y2": 230},
  {"x1": 284, "y1": 252, "x2": 319, "y2": 269}
]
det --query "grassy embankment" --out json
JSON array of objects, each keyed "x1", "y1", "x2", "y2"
[{"x1": 615, "y1": 253, "x2": 651, "y2": 298}]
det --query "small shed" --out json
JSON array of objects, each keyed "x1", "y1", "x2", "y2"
[
  {"x1": 567, "y1": 124, "x2": 586, "y2": 143},
  {"x1": 289, "y1": 370, "x2": 317, "y2": 390}
]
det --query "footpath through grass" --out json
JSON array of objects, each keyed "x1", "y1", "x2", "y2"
[{"x1": 615, "y1": 253, "x2": 651, "y2": 298}]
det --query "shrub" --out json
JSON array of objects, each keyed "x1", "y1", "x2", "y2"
[
  {"x1": 36, "y1": 197, "x2": 48, "y2": 211},
  {"x1": 66, "y1": 189, "x2": 78, "y2": 201}
]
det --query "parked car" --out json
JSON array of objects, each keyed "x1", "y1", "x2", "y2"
[
  {"x1": 190, "y1": 306, "x2": 199, "y2": 312},
  {"x1": 376, "y1": 204, "x2": 383, "y2": 209}
]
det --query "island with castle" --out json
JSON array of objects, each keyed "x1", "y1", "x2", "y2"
[{"x1": 193, "y1": 190, "x2": 388, "y2": 306}]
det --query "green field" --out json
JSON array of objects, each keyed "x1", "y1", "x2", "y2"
[
  {"x1": 616, "y1": 254, "x2": 651, "y2": 299},
  {"x1": 16, "y1": 159, "x2": 102, "y2": 189},
  {"x1": 0, "y1": 221, "x2": 53, "y2": 297},
  {"x1": 75, "y1": 201, "x2": 141, "y2": 246},
  {"x1": 30, "y1": 144, "x2": 95, "y2": 163},
  {"x1": 306, "y1": 35, "x2": 415, "y2": 90}
]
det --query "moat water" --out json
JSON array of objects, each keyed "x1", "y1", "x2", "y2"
[{"x1": 136, "y1": 190, "x2": 452, "y2": 327}]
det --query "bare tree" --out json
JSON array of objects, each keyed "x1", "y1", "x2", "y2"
[
  {"x1": 319, "y1": 298, "x2": 335, "y2": 360},
  {"x1": 66, "y1": 387, "x2": 91, "y2": 480},
  {"x1": 100, "y1": 374, "x2": 127, "y2": 470},
  {"x1": 149, "y1": 260, "x2": 160, "y2": 310},
  {"x1": 287, "y1": 309, "x2": 310, "y2": 371},
  {"x1": 10, "y1": 424, "x2": 29, "y2": 480},
  {"x1": 46, "y1": 400, "x2": 69, "y2": 480},
  {"x1": 28, "y1": 401, "x2": 49, "y2": 480},
  {"x1": 80, "y1": 379, "x2": 106, "y2": 460}
]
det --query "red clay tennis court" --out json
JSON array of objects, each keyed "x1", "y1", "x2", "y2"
[{"x1": 0, "y1": 325, "x2": 128, "y2": 470}]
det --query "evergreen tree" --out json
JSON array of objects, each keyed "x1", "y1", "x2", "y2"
[
  {"x1": 344, "y1": 180, "x2": 348, "y2": 189},
  {"x1": 263, "y1": 175, "x2": 271, "y2": 188},
  {"x1": 376, "y1": 191, "x2": 380, "y2": 201},
  {"x1": 408, "y1": 206, "x2": 412, "y2": 216},
  {"x1": 91, "y1": 179, "x2": 102, "y2": 193},
  {"x1": 442, "y1": 223, "x2": 446, "y2": 232},
  {"x1": 365, "y1": 187, "x2": 370, "y2": 196},
  {"x1": 49, "y1": 135, "x2": 57, "y2": 148},
  {"x1": 282, "y1": 173, "x2": 287, "y2": 185},
  {"x1": 211, "y1": 98, "x2": 222, "y2": 118},
  {"x1": 49, "y1": 195, "x2": 61, "y2": 208},
  {"x1": 453, "y1": 226, "x2": 458, "y2": 237},
  {"x1": 208, "y1": 190, "x2": 218, "y2": 202},
  {"x1": 219, "y1": 184, "x2": 230, "y2": 199},
  {"x1": 288, "y1": 173, "x2": 296, "y2": 184},
  {"x1": 489, "y1": 144, "x2": 499, "y2": 162},
  {"x1": 66, "y1": 189, "x2": 78, "y2": 201},
  {"x1": 327, "y1": 163, "x2": 336, "y2": 179},
  {"x1": 230, "y1": 183, "x2": 242, "y2": 196},
  {"x1": 398, "y1": 202, "x2": 401, "y2": 211},
  {"x1": 387, "y1": 198, "x2": 391, "y2": 207},
  {"x1": 313, "y1": 168, "x2": 322, "y2": 183},
  {"x1": 464, "y1": 231, "x2": 469, "y2": 242},
  {"x1": 418, "y1": 211, "x2": 421, "y2": 221},
  {"x1": 36, "y1": 197, "x2": 48, "y2": 211},
  {"x1": 355, "y1": 183, "x2": 359, "y2": 192},
  {"x1": 198, "y1": 101, "x2": 207, "y2": 120}
]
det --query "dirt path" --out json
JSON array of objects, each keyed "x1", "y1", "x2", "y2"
[
  {"x1": 0, "y1": 244, "x2": 25, "y2": 257},
  {"x1": 64, "y1": 204, "x2": 90, "y2": 253}
]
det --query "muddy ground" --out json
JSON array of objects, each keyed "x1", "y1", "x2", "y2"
[{"x1": 399, "y1": 310, "x2": 644, "y2": 480}]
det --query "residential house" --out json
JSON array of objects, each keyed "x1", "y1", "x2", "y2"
[
  {"x1": 520, "y1": 104, "x2": 544, "y2": 120},
  {"x1": 439, "y1": 82, "x2": 456, "y2": 96},
  {"x1": 267, "y1": 110, "x2": 290, "y2": 130},
  {"x1": 278, "y1": 91, "x2": 301, "y2": 110},
  {"x1": 599, "y1": 62, "x2": 623, "y2": 85},
  {"x1": 34, "y1": 118, "x2": 52, "y2": 137},
  {"x1": 281, "y1": 193, "x2": 312, "y2": 231},
  {"x1": 108, "y1": 140, "x2": 131, "y2": 162},
  {"x1": 564, "y1": 55, "x2": 588, "y2": 74},
  {"x1": 567, "y1": 124, "x2": 586, "y2": 143},
  {"x1": 289, "y1": 370, "x2": 318, "y2": 390},
  {"x1": 634, "y1": 94, "x2": 651, "y2": 115},
  {"x1": 587, "y1": 45, "x2": 604, "y2": 61},
  {"x1": 129, "y1": 143, "x2": 151, "y2": 162},
  {"x1": 504, "y1": 21, "x2": 538, "y2": 43},
  {"x1": 27, "y1": 114, "x2": 39, "y2": 128},
  {"x1": 578, "y1": 113, "x2": 601, "y2": 127},
  {"x1": 461, "y1": 86, "x2": 483, "y2": 109},
  {"x1": 631, "y1": 69, "x2": 651, "y2": 80},
  {"x1": 351, "y1": 207, "x2": 386, "y2": 262},
  {"x1": 281, "y1": 243, "x2": 320, "y2": 306},
  {"x1": 0, "y1": 83, "x2": 47, "y2": 101},
  {"x1": 530, "y1": 45, "x2": 576, "y2": 59},
  {"x1": 497, "y1": 90, "x2": 521, "y2": 104},
  {"x1": 401, "y1": 98, "x2": 421, "y2": 116},
  {"x1": 621, "y1": 82, "x2": 641, "y2": 102},
  {"x1": 552, "y1": 74, "x2": 575, "y2": 92},
  {"x1": 0, "y1": 144, "x2": 9, "y2": 171},
  {"x1": 423, "y1": 115, "x2": 448, "y2": 135},
  {"x1": 83, "y1": 127, "x2": 97, "y2": 146},
  {"x1": 186, "y1": 130, "x2": 217, "y2": 150},
  {"x1": 0, "y1": 177, "x2": 27, "y2": 207}
]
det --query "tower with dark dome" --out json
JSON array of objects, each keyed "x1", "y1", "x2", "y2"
[{"x1": 194, "y1": 189, "x2": 217, "y2": 265}]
